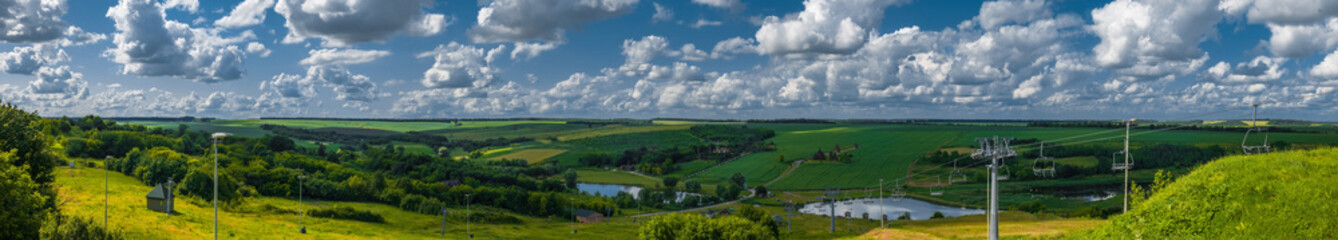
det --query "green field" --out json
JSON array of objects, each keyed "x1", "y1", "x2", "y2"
[{"x1": 693, "y1": 124, "x2": 960, "y2": 190}]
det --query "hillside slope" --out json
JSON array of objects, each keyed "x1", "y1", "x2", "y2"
[{"x1": 1074, "y1": 148, "x2": 1338, "y2": 239}]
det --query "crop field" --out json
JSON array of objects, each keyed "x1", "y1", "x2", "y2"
[
  {"x1": 486, "y1": 149, "x2": 568, "y2": 163},
  {"x1": 945, "y1": 126, "x2": 1338, "y2": 148},
  {"x1": 420, "y1": 123, "x2": 589, "y2": 140},
  {"x1": 575, "y1": 169, "x2": 662, "y2": 187},
  {"x1": 693, "y1": 124, "x2": 959, "y2": 190}
]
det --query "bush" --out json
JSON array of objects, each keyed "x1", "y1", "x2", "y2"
[
  {"x1": 40, "y1": 214, "x2": 123, "y2": 240},
  {"x1": 930, "y1": 211, "x2": 945, "y2": 219},
  {"x1": 308, "y1": 206, "x2": 385, "y2": 223},
  {"x1": 639, "y1": 213, "x2": 775, "y2": 240}
]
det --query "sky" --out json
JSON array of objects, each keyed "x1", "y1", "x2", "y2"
[{"x1": 0, "y1": 0, "x2": 1336, "y2": 121}]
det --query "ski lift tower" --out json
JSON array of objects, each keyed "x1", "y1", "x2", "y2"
[
  {"x1": 972, "y1": 137, "x2": 1015, "y2": 240},
  {"x1": 1113, "y1": 119, "x2": 1137, "y2": 213},
  {"x1": 822, "y1": 188, "x2": 841, "y2": 233}
]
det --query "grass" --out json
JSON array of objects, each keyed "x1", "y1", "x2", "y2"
[
  {"x1": 1071, "y1": 148, "x2": 1338, "y2": 239},
  {"x1": 487, "y1": 149, "x2": 568, "y2": 164},
  {"x1": 563, "y1": 129, "x2": 704, "y2": 153},
  {"x1": 847, "y1": 212, "x2": 1106, "y2": 240},
  {"x1": 55, "y1": 165, "x2": 651, "y2": 240},
  {"x1": 1054, "y1": 156, "x2": 1098, "y2": 168}
]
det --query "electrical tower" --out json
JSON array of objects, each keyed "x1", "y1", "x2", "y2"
[{"x1": 972, "y1": 137, "x2": 1015, "y2": 240}]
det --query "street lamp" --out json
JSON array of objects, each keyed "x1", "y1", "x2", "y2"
[
  {"x1": 210, "y1": 132, "x2": 230, "y2": 240},
  {"x1": 298, "y1": 172, "x2": 306, "y2": 234}
]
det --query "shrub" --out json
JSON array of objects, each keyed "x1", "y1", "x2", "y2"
[{"x1": 308, "y1": 206, "x2": 385, "y2": 223}]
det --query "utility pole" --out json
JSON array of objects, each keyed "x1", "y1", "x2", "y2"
[
  {"x1": 1123, "y1": 119, "x2": 1134, "y2": 213},
  {"x1": 570, "y1": 197, "x2": 576, "y2": 234},
  {"x1": 785, "y1": 201, "x2": 793, "y2": 233},
  {"x1": 211, "y1": 132, "x2": 230, "y2": 240},
  {"x1": 879, "y1": 179, "x2": 884, "y2": 228},
  {"x1": 973, "y1": 137, "x2": 1015, "y2": 240}
]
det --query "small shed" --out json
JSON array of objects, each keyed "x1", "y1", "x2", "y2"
[
  {"x1": 573, "y1": 209, "x2": 604, "y2": 223},
  {"x1": 146, "y1": 183, "x2": 174, "y2": 213}
]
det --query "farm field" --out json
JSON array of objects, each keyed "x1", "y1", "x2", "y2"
[{"x1": 486, "y1": 149, "x2": 568, "y2": 163}]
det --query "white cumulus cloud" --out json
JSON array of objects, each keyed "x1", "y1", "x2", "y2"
[{"x1": 276, "y1": 0, "x2": 448, "y2": 46}]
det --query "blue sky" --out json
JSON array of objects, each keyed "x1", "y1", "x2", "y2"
[{"x1": 0, "y1": 0, "x2": 1335, "y2": 120}]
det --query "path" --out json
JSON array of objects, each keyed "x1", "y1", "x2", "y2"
[
  {"x1": 682, "y1": 152, "x2": 751, "y2": 179},
  {"x1": 764, "y1": 160, "x2": 803, "y2": 186}
]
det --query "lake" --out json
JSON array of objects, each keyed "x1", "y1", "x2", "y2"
[
  {"x1": 799, "y1": 197, "x2": 985, "y2": 220},
  {"x1": 576, "y1": 183, "x2": 702, "y2": 202}
]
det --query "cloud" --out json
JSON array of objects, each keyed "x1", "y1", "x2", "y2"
[
  {"x1": 163, "y1": 0, "x2": 198, "y2": 12},
  {"x1": 0, "y1": 0, "x2": 69, "y2": 43},
  {"x1": 691, "y1": 19, "x2": 723, "y2": 28},
  {"x1": 260, "y1": 73, "x2": 317, "y2": 98},
  {"x1": 216, "y1": 0, "x2": 275, "y2": 28},
  {"x1": 418, "y1": 42, "x2": 501, "y2": 88},
  {"x1": 1089, "y1": 0, "x2": 1222, "y2": 81},
  {"x1": 469, "y1": 0, "x2": 639, "y2": 43},
  {"x1": 104, "y1": 0, "x2": 250, "y2": 82},
  {"x1": 652, "y1": 2, "x2": 673, "y2": 23},
  {"x1": 276, "y1": 0, "x2": 448, "y2": 46},
  {"x1": 27, "y1": 66, "x2": 86, "y2": 97},
  {"x1": 710, "y1": 37, "x2": 756, "y2": 58},
  {"x1": 246, "y1": 42, "x2": 272, "y2": 57},
  {"x1": 1222, "y1": 0, "x2": 1338, "y2": 25},
  {"x1": 675, "y1": 44, "x2": 709, "y2": 61},
  {"x1": 1203, "y1": 56, "x2": 1287, "y2": 84},
  {"x1": 1264, "y1": 18, "x2": 1338, "y2": 58},
  {"x1": 511, "y1": 42, "x2": 558, "y2": 60},
  {"x1": 59, "y1": 26, "x2": 107, "y2": 46},
  {"x1": 303, "y1": 65, "x2": 376, "y2": 101},
  {"x1": 976, "y1": 0, "x2": 1049, "y2": 30},
  {"x1": 0, "y1": 44, "x2": 67, "y2": 75},
  {"x1": 693, "y1": 0, "x2": 744, "y2": 11},
  {"x1": 1310, "y1": 49, "x2": 1338, "y2": 79},
  {"x1": 299, "y1": 48, "x2": 391, "y2": 66},
  {"x1": 754, "y1": 0, "x2": 905, "y2": 55}
]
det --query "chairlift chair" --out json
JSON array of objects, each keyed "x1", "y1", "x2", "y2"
[
  {"x1": 863, "y1": 189, "x2": 875, "y2": 204},
  {"x1": 929, "y1": 175, "x2": 945, "y2": 196},
  {"x1": 948, "y1": 159, "x2": 968, "y2": 184},
  {"x1": 1111, "y1": 150, "x2": 1134, "y2": 171},
  {"x1": 1242, "y1": 103, "x2": 1273, "y2": 155},
  {"x1": 1032, "y1": 142, "x2": 1057, "y2": 177},
  {"x1": 996, "y1": 164, "x2": 1011, "y2": 180}
]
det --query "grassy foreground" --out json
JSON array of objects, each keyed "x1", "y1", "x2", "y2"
[
  {"x1": 1069, "y1": 148, "x2": 1338, "y2": 239},
  {"x1": 55, "y1": 166, "x2": 643, "y2": 240}
]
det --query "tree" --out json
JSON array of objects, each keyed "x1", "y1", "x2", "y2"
[
  {"x1": 177, "y1": 124, "x2": 188, "y2": 137},
  {"x1": 777, "y1": 154, "x2": 785, "y2": 163},
  {"x1": 731, "y1": 173, "x2": 746, "y2": 187},
  {"x1": 0, "y1": 151, "x2": 48, "y2": 239},
  {"x1": 662, "y1": 177, "x2": 679, "y2": 191},
  {"x1": 683, "y1": 180, "x2": 702, "y2": 193},
  {"x1": 897, "y1": 212, "x2": 911, "y2": 220},
  {"x1": 639, "y1": 213, "x2": 775, "y2": 240},
  {"x1": 563, "y1": 169, "x2": 578, "y2": 189},
  {"x1": 930, "y1": 211, "x2": 945, "y2": 219},
  {"x1": 754, "y1": 186, "x2": 768, "y2": 198},
  {"x1": 469, "y1": 150, "x2": 484, "y2": 159},
  {"x1": 0, "y1": 101, "x2": 59, "y2": 185}
]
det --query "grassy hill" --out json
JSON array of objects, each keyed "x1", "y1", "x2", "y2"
[{"x1": 1071, "y1": 148, "x2": 1338, "y2": 239}]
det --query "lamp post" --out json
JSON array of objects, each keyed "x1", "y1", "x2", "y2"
[
  {"x1": 879, "y1": 179, "x2": 884, "y2": 228},
  {"x1": 210, "y1": 132, "x2": 230, "y2": 240},
  {"x1": 167, "y1": 179, "x2": 174, "y2": 217},
  {"x1": 298, "y1": 172, "x2": 306, "y2": 234}
]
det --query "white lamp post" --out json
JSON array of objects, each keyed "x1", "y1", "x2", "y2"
[{"x1": 210, "y1": 132, "x2": 230, "y2": 240}]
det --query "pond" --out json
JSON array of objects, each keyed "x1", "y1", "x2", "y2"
[
  {"x1": 576, "y1": 183, "x2": 701, "y2": 202},
  {"x1": 799, "y1": 197, "x2": 985, "y2": 220},
  {"x1": 1058, "y1": 190, "x2": 1119, "y2": 202}
]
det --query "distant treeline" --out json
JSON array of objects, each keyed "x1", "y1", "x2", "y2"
[
  {"x1": 258, "y1": 124, "x2": 528, "y2": 152},
  {"x1": 745, "y1": 119, "x2": 835, "y2": 124}
]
